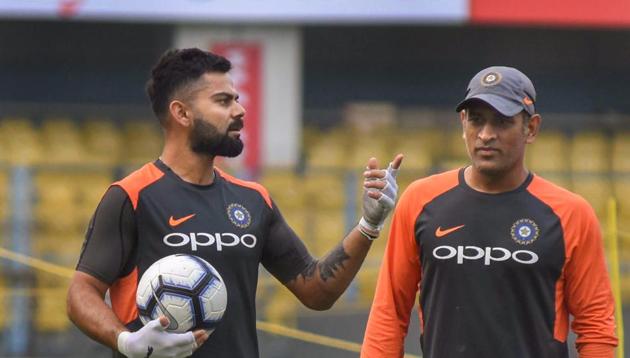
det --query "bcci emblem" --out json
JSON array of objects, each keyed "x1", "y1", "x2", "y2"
[
  {"x1": 227, "y1": 203, "x2": 251, "y2": 229},
  {"x1": 511, "y1": 219, "x2": 539, "y2": 245},
  {"x1": 481, "y1": 72, "x2": 502, "y2": 86}
]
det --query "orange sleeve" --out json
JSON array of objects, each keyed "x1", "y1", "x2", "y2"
[
  {"x1": 562, "y1": 198, "x2": 618, "y2": 354},
  {"x1": 361, "y1": 171, "x2": 459, "y2": 358},
  {"x1": 578, "y1": 343, "x2": 615, "y2": 358},
  {"x1": 215, "y1": 167, "x2": 272, "y2": 208},
  {"x1": 361, "y1": 187, "x2": 422, "y2": 357}
]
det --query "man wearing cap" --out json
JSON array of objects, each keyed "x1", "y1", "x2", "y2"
[{"x1": 361, "y1": 66, "x2": 618, "y2": 358}]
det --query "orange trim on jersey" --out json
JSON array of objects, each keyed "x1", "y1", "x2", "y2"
[
  {"x1": 215, "y1": 167, "x2": 272, "y2": 208},
  {"x1": 554, "y1": 273, "x2": 569, "y2": 342},
  {"x1": 113, "y1": 162, "x2": 165, "y2": 209},
  {"x1": 110, "y1": 266, "x2": 139, "y2": 325},
  {"x1": 362, "y1": 170, "x2": 460, "y2": 357},
  {"x1": 527, "y1": 175, "x2": 617, "y2": 350}
]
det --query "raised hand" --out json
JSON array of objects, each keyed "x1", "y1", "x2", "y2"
[{"x1": 359, "y1": 154, "x2": 404, "y2": 239}]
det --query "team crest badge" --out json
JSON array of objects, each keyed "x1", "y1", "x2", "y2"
[
  {"x1": 511, "y1": 219, "x2": 539, "y2": 245},
  {"x1": 227, "y1": 203, "x2": 251, "y2": 228},
  {"x1": 481, "y1": 71, "x2": 502, "y2": 86}
]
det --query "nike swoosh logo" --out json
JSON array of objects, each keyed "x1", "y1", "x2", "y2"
[
  {"x1": 169, "y1": 214, "x2": 196, "y2": 227},
  {"x1": 435, "y1": 225, "x2": 465, "y2": 238},
  {"x1": 152, "y1": 275, "x2": 179, "y2": 331}
]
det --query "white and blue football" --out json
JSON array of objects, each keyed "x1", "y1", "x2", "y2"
[{"x1": 136, "y1": 254, "x2": 227, "y2": 333}]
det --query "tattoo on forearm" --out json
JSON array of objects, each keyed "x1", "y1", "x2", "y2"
[
  {"x1": 294, "y1": 243, "x2": 350, "y2": 283},
  {"x1": 318, "y1": 243, "x2": 350, "y2": 282},
  {"x1": 301, "y1": 261, "x2": 318, "y2": 280}
]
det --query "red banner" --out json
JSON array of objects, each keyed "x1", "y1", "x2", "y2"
[
  {"x1": 211, "y1": 43, "x2": 262, "y2": 176},
  {"x1": 471, "y1": 0, "x2": 630, "y2": 27}
]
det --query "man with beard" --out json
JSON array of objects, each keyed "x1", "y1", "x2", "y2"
[{"x1": 66, "y1": 48, "x2": 403, "y2": 358}]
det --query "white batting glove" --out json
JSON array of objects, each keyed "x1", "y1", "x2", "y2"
[
  {"x1": 117, "y1": 317, "x2": 197, "y2": 358},
  {"x1": 360, "y1": 156, "x2": 402, "y2": 239}
]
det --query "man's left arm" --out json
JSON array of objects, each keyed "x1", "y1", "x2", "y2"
[
  {"x1": 565, "y1": 200, "x2": 618, "y2": 357},
  {"x1": 262, "y1": 154, "x2": 403, "y2": 310}
]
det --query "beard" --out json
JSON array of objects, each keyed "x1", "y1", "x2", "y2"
[{"x1": 189, "y1": 117, "x2": 244, "y2": 157}]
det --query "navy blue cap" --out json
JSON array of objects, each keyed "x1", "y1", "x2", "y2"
[{"x1": 456, "y1": 66, "x2": 537, "y2": 116}]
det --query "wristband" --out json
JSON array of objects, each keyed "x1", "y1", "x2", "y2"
[
  {"x1": 359, "y1": 217, "x2": 380, "y2": 240},
  {"x1": 360, "y1": 216, "x2": 382, "y2": 232},
  {"x1": 358, "y1": 226, "x2": 379, "y2": 241}
]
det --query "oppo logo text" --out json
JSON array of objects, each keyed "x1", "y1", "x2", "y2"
[
  {"x1": 163, "y1": 232, "x2": 257, "y2": 251},
  {"x1": 433, "y1": 245, "x2": 539, "y2": 265}
]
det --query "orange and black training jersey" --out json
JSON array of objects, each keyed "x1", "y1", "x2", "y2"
[
  {"x1": 77, "y1": 160, "x2": 313, "y2": 358},
  {"x1": 362, "y1": 168, "x2": 617, "y2": 358}
]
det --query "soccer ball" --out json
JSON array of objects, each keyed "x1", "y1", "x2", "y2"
[{"x1": 136, "y1": 254, "x2": 227, "y2": 333}]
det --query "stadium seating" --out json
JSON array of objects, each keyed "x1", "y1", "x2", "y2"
[
  {"x1": 34, "y1": 171, "x2": 82, "y2": 235},
  {"x1": 33, "y1": 281, "x2": 72, "y2": 332},
  {"x1": 0, "y1": 117, "x2": 43, "y2": 165},
  {"x1": 41, "y1": 118, "x2": 87, "y2": 165},
  {"x1": 281, "y1": 209, "x2": 308, "y2": 243},
  {"x1": 260, "y1": 168, "x2": 309, "y2": 246},
  {"x1": 260, "y1": 168, "x2": 305, "y2": 210},
  {"x1": 527, "y1": 131, "x2": 572, "y2": 189},
  {"x1": 538, "y1": 173, "x2": 572, "y2": 191},
  {"x1": 122, "y1": 120, "x2": 163, "y2": 165},
  {"x1": 396, "y1": 169, "x2": 424, "y2": 193},
  {"x1": 527, "y1": 131, "x2": 569, "y2": 173},
  {"x1": 263, "y1": 286, "x2": 298, "y2": 326},
  {"x1": 348, "y1": 134, "x2": 391, "y2": 170},
  {"x1": 612, "y1": 177, "x2": 630, "y2": 257},
  {"x1": 82, "y1": 119, "x2": 123, "y2": 166},
  {"x1": 305, "y1": 127, "x2": 349, "y2": 169},
  {"x1": 303, "y1": 171, "x2": 346, "y2": 210},
  {"x1": 310, "y1": 209, "x2": 346, "y2": 257},
  {"x1": 570, "y1": 131, "x2": 610, "y2": 173},
  {"x1": 32, "y1": 234, "x2": 83, "y2": 331},
  {"x1": 621, "y1": 276, "x2": 630, "y2": 303},
  {"x1": 609, "y1": 132, "x2": 630, "y2": 303},
  {"x1": 389, "y1": 127, "x2": 440, "y2": 171},
  {"x1": 572, "y1": 176, "x2": 612, "y2": 220},
  {"x1": 612, "y1": 131, "x2": 630, "y2": 173},
  {"x1": 343, "y1": 102, "x2": 396, "y2": 134},
  {"x1": 32, "y1": 170, "x2": 112, "y2": 255},
  {"x1": 73, "y1": 171, "x2": 113, "y2": 226},
  {"x1": 356, "y1": 266, "x2": 380, "y2": 304},
  {"x1": 440, "y1": 127, "x2": 469, "y2": 170}
]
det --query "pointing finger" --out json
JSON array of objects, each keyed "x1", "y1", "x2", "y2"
[
  {"x1": 386, "y1": 154, "x2": 404, "y2": 178},
  {"x1": 390, "y1": 154, "x2": 404, "y2": 170}
]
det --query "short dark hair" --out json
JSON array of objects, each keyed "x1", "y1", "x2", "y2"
[{"x1": 146, "y1": 48, "x2": 232, "y2": 122}]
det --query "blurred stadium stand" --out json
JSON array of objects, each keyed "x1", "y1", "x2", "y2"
[
  {"x1": 1, "y1": 17, "x2": 630, "y2": 358},
  {"x1": 2, "y1": 111, "x2": 629, "y2": 357}
]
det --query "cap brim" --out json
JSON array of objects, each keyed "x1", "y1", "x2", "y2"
[{"x1": 455, "y1": 94, "x2": 524, "y2": 117}]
